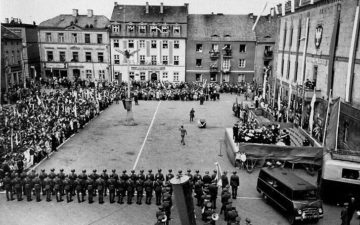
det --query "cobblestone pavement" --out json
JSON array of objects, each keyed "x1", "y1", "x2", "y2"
[{"x1": 0, "y1": 94, "x2": 355, "y2": 225}]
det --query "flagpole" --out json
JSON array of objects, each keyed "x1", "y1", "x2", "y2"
[
  {"x1": 322, "y1": 89, "x2": 332, "y2": 146},
  {"x1": 334, "y1": 97, "x2": 341, "y2": 152}
]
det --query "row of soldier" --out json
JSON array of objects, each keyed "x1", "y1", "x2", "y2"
[{"x1": 2, "y1": 168, "x2": 240, "y2": 206}]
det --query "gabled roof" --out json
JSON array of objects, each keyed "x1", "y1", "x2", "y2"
[
  {"x1": 253, "y1": 15, "x2": 279, "y2": 43},
  {"x1": 39, "y1": 14, "x2": 110, "y2": 29},
  {"x1": 1, "y1": 25, "x2": 22, "y2": 40},
  {"x1": 187, "y1": 14, "x2": 256, "y2": 41},
  {"x1": 111, "y1": 4, "x2": 188, "y2": 23}
]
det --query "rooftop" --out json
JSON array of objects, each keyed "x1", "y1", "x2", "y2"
[
  {"x1": 111, "y1": 4, "x2": 188, "y2": 23},
  {"x1": 187, "y1": 14, "x2": 256, "y2": 41},
  {"x1": 253, "y1": 15, "x2": 278, "y2": 43},
  {"x1": 1, "y1": 25, "x2": 22, "y2": 40},
  {"x1": 39, "y1": 14, "x2": 110, "y2": 29}
]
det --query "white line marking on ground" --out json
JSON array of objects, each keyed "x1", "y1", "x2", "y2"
[{"x1": 132, "y1": 101, "x2": 161, "y2": 170}]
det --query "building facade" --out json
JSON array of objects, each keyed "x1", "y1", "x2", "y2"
[
  {"x1": 1, "y1": 25, "x2": 22, "y2": 101},
  {"x1": 38, "y1": 9, "x2": 110, "y2": 81},
  {"x1": 110, "y1": 2, "x2": 188, "y2": 82},
  {"x1": 2, "y1": 18, "x2": 40, "y2": 83},
  {"x1": 186, "y1": 14, "x2": 257, "y2": 84}
]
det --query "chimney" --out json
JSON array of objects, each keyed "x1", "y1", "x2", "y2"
[
  {"x1": 146, "y1": 2, "x2": 149, "y2": 14},
  {"x1": 270, "y1": 8, "x2": 275, "y2": 17},
  {"x1": 14, "y1": 18, "x2": 19, "y2": 23},
  {"x1": 72, "y1": 9, "x2": 78, "y2": 17},
  {"x1": 114, "y1": 2, "x2": 118, "y2": 6},
  {"x1": 184, "y1": 3, "x2": 189, "y2": 11},
  {"x1": 87, "y1": 9, "x2": 93, "y2": 17},
  {"x1": 5, "y1": 18, "x2": 9, "y2": 23},
  {"x1": 160, "y1": 2, "x2": 164, "y2": 14}
]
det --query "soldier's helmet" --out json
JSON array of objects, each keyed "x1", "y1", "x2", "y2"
[
  {"x1": 195, "y1": 170, "x2": 199, "y2": 173},
  {"x1": 82, "y1": 170, "x2": 86, "y2": 173},
  {"x1": 140, "y1": 169, "x2": 144, "y2": 173},
  {"x1": 60, "y1": 169, "x2": 64, "y2": 172},
  {"x1": 123, "y1": 170, "x2": 127, "y2": 173},
  {"x1": 168, "y1": 169, "x2": 172, "y2": 172},
  {"x1": 158, "y1": 169, "x2": 162, "y2": 172},
  {"x1": 187, "y1": 169, "x2": 191, "y2": 173},
  {"x1": 71, "y1": 169, "x2": 75, "y2": 172},
  {"x1": 131, "y1": 170, "x2": 135, "y2": 173},
  {"x1": 103, "y1": 169, "x2": 107, "y2": 172},
  {"x1": 178, "y1": 170, "x2": 182, "y2": 174},
  {"x1": 148, "y1": 169, "x2": 152, "y2": 173},
  {"x1": 93, "y1": 169, "x2": 97, "y2": 173},
  {"x1": 112, "y1": 169, "x2": 116, "y2": 172}
]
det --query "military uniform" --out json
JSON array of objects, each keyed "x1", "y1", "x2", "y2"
[
  {"x1": 58, "y1": 169, "x2": 66, "y2": 195},
  {"x1": 39, "y1": 169, "x2": 48, "y2": 195},
  {"x1": 33, "y1": 176, "x2": 41, "y2": 202},
  {"x1": 89, "y1": 170, "x2": 99, "y2": 196},
  {"x1": 136, "y1": 178, "x2": 144, "y2": 204},
  {"x1": 48, "y1": 169, "x2": 56, "y2": 195},
  {"x1": 186, "y1": 169, "x2": 194, "y2": 190},
  {"x1": 144, "y1": 178, "x2": 153, "y2": 204},
  {"x1": 126, "y1": 178, "x2": 135, "y2": 204},
  {"x1": 86, "y1": 178, "x2": 94, "y2": 203},
  {"x1": 146, "y1": 170, "x2": 155, "y2": 181},
  {"x1": 202, "y1": 171, "x2": 212, "y2": 185},
  {"x1": 53, "y1": 176, "x2": 63, "y2": 202},
  {"x1": 101, "y1": 169, "x2": 109, "y2": 196},
  {"x1": 74, "y1": 177, "x2": 83, "y2": 203},
  {"x1": 230, "y1": 171, "x2": 239, "y2": 199},
  {"x1": 165, "y1": 169, "x2": 174, "y2": 182},
  {"x1": 129, "y1": 170, "x2": 137, "y2": 182},
  {"x1": 44, "y1": 176, "x2": 52, "y2": 201},
  {"x1": 155, "y1": 169, "x2": 165, "y2": 182},
  {"x1": 69, "y1": 169, "x2": 77, "y2": 196},
  {"x1": 154, "y1": 179, "x2": 163, "y2": 205},
  {"x1": 137, "y1": 170, "x2": 145, "y2": 181},
  {"x1": 208, "y1": 182, "x2": 218, "y2": 209},
  {"x1": 63, "y1": 176, "x2": 72, "y2": 202},
  {"x1": 3, "y1": 173, "x2": 14, "y2": 201},
  {"x1": 193, "y1": 170, "x2": 202, "y2": 183},
  {"x1": 24, "y1": 176, "x2": 33, "y2": 201},
  {"x1": 117, "y1": 178, "x2": 126, "y2": 204},
  {"x1": 108, "y1": 177, "x2": 116, "y2": 203},
  {"x1": 194, "y1": 179, "x2": 204, "y2": 206},
  {"x1": 96, "y1": 177, "x2": 105, "y2": 204},
  {"x1": 221, "y1": 171, "x2": 229, "y2": 189}
]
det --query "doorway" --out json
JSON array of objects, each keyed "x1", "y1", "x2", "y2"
[
  {"x1": 73, "y1": 69, "x2": 80, "y2": 80},
  {"x1": 151, "y1": 73, "x2": 158, "y2": 81}
]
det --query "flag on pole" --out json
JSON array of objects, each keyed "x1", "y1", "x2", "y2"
[
  {"x1": 287, "y1": 84, "x2": 292, "y2": 122},
  {"x1": 252, "y1": 1, "x2": 268, "y2": 31},
  {"x1": 262, "y1": 69, "x2": 268, "y2": 99},
  {"x1": 309, "y1": 90, "x2": 316, "y2": 133},
  {"x1": 74, "y1": 104, "x2": 77, "y2": 117},
  {"x1": 214, "y1": 162, "x2": 223, "y2": 187},
  {"x1": 277, "y1": 82, "x2": 282, "y2": 110},
  {"x1": 324, "y1": 97, "x2": 340, "y2": 151}
]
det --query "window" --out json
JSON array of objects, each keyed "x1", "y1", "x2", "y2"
[
  {"x1": 196, "y1": 74, "x2": 202, "y2": 82},
  {"x1": 140, "y1": 55, "x2": 145, "y2": 65},
  {"x1": 344, "y1": 121, "x2": 349, "y2": 143},
  {"x1": 127, "y1": 25, "x2": 135, "y2": 32},
  {"x1": 113, "y1": 39, "x2": 119, "y2": 48},
  {"x1": 173, "y1": 72, "x2": 179, "y2": 82},
  {"x1": 128, "y1": 40, "x2": 134, "y2": 48},
  {"x1": 313, "y1": 65, "x2": 318, "y2": 85},
  {"x1": 114, "y1": 71, "x2": 120, "y2": 80},
  {"x1": 72, "y1": 52, "x2": 79, "y2": 62},
  {"x1": 140, "y1": 72, "x2": 146, "y2": 80},
  {"x1": 97, "y1": 34, "x2": 103, "y2": 44},
  {"x1": 289, "y1": 27, "x2": 293, "y2": 49},
  {"x1": 99, "y1": 70, "x2": 105, "y2": 80},
  {"x1": 342, "y1": 168, "x2": 360, "y2": 180},
  {"x1": 210, "y1": 73, "x2": 216, "y2": 82},
  {"x1": 238, "y1": 74, "x2": 245, "y2": 82},
  {"x1": 163, "y1": 72, "x2": 168, "y2": 79},
  {"x1": 129, "y1": 72, "x2": 135, "y2": 80},
  {"x1": 139, "y1": 40, "x2": 145, "y2": 48},
  {"x1": 162, "y1": 56, "x2": 168, "y2": 65},
  {"x1": 174, "y1": 56, "x2": 179, "y2": 65},
  {"x1": 281, "y1": 59, "x2": 284, "y2": 76},
  {"x1": 59, "y1": 51, "x2": 66, "y2": 62},
  {"x1": 98, "y1": 52, "x2": 104, "y2": 62},
  {"x1": 211, "y1": 44, "x2": 219, "y2": 52},
  {"x1": 287, "y1": 60, "x2": 291, "y2": 79},
  {"x1": 162, "y1": 25, "x2": 169, "y2": 33},
  {"x1": 46, "y1": 33, "x2": 52, "y2": 42},
  {"x1": 58, "y1": 33, "x2": 64, "y2": 43},
  {"x1": 114, "y1": 55, "x2": 120, "y2": 64},
  {"x1": 163, "y1": 41, "x2": 168, "y2": 49},
  {"x1": 151, "y1": 55, "x2": 157, "y2": 65},
  {"x1": 85, "y1": 34, "x2": 91, "y2": 43},
  {"x1": 86, "y1": 70, "x2": 92, "y2": 79},
  {"x1": 151, "y1": 40, "x2": 157, "y2": 48},
  {"x1": 47, "y1": 51, "x2": 53, "y2": 61},
  {"x1": 239, "y1": 59, "x2": 246, "y2": 68},
  {"x1": 72, "y1": 33, "x2": 78, "y2": 43},
  {"x1": 196, "y1": 44, "x2": 203, "y2": 52},
  {"x1": 85, "y1": 52, "x2": 92, "y2": 62},
  {"x1": 239, "y1": 44, "x2": 246, "y2": 53},
  {"x1": 173, "y1": 26, "x2": 180, "y2": 34},
  {"x1": 139, "y1": 25, "x2": 146, "y2": 34},
  {"x1": 196, "y1": 59, "x2": 202, "y2": 67},
  {"x1": 11, "y1": 51, "x2": 15, "y2": 64},
  {"x1": 174, "y1": 40, "x2": 179, "y2": 49},
  {"x1": 112, "y1": 25, "x2": 120, "y2": 33},
  {"x1": 150, "y1": 25, "x2": 157, "y2": 33},
  {"x1": 294, "y1": 61, "x2": 299, "y2": 82}
]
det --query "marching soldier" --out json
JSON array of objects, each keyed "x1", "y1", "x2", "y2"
[
  {"x1": 136, "y1": 177, "x2": 144, "y2": 204},
  {"x1": 58, "y1": 169, "x2": 66, "y2": 196},
  {"x1": 53, "y1": 175, "x2": 63, "y2": 202},
  {"x1": 154, "y1": 178, "x2": 163, "y2": 205},
  {"x1": 230, "y1": 171, "x2": 240, "y2": 199},
  {"x1": 101, "y1": 169, "x2": 109, "y2": 196},
  {"x1": 117, "y1": 178, "x2": 126, "y2": 204},
  {"x1": 221, "y1": 171, "x2": 229, "y2": 189},
  {"x1": 155, "y1": 169, "x2": 165, "y2": 182},
  {"x1": 138, "y1": 169, "x2": 145, "y2": 181},
  {"x1": 96, "y1": 176, "x2": 105, "y2": 204},
  {"x1": 89, "y1": 169, "x2": 99, "y2": 196},
  {"x1": 203, "y1": 171, "x2": 212, "y2": 185},
  {"x1": 86, "y1": 177, "x2": 94, "y2": 204},
  {"x1": 64, "y1": 175, "x2": 72, "y2": 203},
  {"x1": 39, "y1": 169, "x2": 48, "y2": 195},
  {"x1": 74, "y1": 177, "x2": 83, "y2": 203},
  {"x1": 129, "y1": 170, "x2": 137, "y2": 182},
  {"x1": 44, "y1": 176, "x2": 52, "y2": 202},
  {"x1": 194, "y1": 170, "x2": 202, "y2": 183},
  {"x1": 108, "y1": 175, "x2": 116, "y2": 203},
  {"x1": 165, "y1": 169, "x2": 174, "y2": 182},
  {"x1": 24, "y1": 175, "x2": 33, "y2": 201},
  {"x1": 126, "y1": 177, "x2": 135, "y2": 204},
  {"x1": 3, "y1": 173, "x2": 14, "y2": 201},
  {"x1": 33, "y1": 175, "x2": 41, "y2": 202},
  {"x1": 146, "y1": 169, "x2": 155, "y2": 181},
  {"x1": 144, "y1": 178, "x2": 153, "y2": 204},
  {"x1": 69, "y1": 169, "x2": 77, "y2": 196}
]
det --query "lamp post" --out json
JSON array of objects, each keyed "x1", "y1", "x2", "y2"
[{"x1": 115, "y1": 49, "x2": 140, "y2": 125}]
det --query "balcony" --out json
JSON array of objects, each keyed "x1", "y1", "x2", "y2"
[
  {"x1": 210, "y1": 65, "x2": 218, "y2": 73},
  {"x1": 222, "y1": 49, "x2": 232, "y2": 58},
  {"x1": 304, "y1": 89, "x2": 321, "y2": 101},
  {"x1": 264, "y1": 50, "x2": 273, "y2": 60},
  {"x1": 209, "y1": 50, "x2": 220, "y2": 59}
]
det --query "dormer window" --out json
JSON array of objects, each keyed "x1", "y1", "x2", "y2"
[
  {"x1": 139, "y1": 25, "x2": 146, "y2": 34},
  {"x1": 112, "y1": 25, "x2": 120, "y2": 33},
  {"x1": 150, "y1": 25, "x2": 158, "y2": 33},
  {"x1": 161, "y1": 25, "x2": 169, "y2": 33},
  {"x1": 173, "y1": 26, "x2": 180, "y2": 34},
  {"x1": 127, "y1": 25, "x2": 135, "y2": 32}
]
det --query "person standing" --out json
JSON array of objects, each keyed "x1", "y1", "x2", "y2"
[
  {"x1": 190, "y1": 108, "x2": 195, "y2": 122},
  {"x1": 230, "y1": 171, "x2": 240, "y2": 199},
  {"x1": 221, "y1": 171, "x2": 229, "y2": 189},
  {"x1": 179, "y1": 125, "x2": 187, "y2": 145}
]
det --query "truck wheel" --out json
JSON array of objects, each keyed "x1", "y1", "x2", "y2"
[{"x1": 288, "y1": 214, "x2": 296, "y2": 225}]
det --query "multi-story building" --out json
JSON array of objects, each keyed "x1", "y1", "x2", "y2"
[
  {"x1": 2, "y1": 18, "x2": 40, "y2": 83},
  {"x1": 186, "y1": 14, "x2": 257, "y2": 84},
  {"x1": 38, "y1": 9, "x2": 110, "y2": 81},
  {"x1": 1, "y1": 25, "x2": 22, "y2": 101},
  {"x1": 109, "y1": 2, "x2": 188, "y2": 82}
]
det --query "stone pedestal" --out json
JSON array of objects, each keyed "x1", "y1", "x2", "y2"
[
  {"x1": 124, "y1": 99, "x2": 136, "y2": 126},
  {"x1": 170, "y1": 175, "x2": 196, "y2": 225}
]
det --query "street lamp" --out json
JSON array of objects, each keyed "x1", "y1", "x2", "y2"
[{"x1": 114, "y1": 48, "x2": 140, "y2": 126}]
